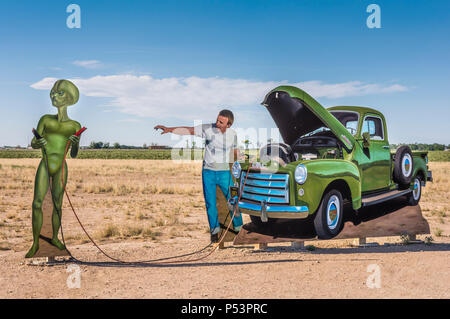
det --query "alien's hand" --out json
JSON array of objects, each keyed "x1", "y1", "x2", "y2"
[
  {"x1": 35, "y1": 138, "x2": 47, "y2": 149},
  {"x1": 69, "y1": 135, "x2": 80, "y2": 145}
]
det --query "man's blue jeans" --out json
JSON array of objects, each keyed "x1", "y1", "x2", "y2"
[{"x1": 202, "y1": 169, "x2": 243, "y2": 235}]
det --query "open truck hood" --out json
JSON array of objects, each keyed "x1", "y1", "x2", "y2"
[{"x1": 261, "y1": 86, "x2": 355, "y2": 151}]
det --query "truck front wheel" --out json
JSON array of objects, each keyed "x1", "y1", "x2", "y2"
[{"x1": 314, "y1": 190, "x2": 344, "y2": 239}]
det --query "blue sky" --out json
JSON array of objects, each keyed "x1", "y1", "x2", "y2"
[{"x1": 0, "y1": 0, "x2": 449, "y2": 147}]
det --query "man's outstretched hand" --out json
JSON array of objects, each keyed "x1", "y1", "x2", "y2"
[
  {"x1": 154, "y1": 125, "x2": 194, "y2": 136},
  {"x1": 154, "y1": 125, "x2": 171, "y2": 135}
]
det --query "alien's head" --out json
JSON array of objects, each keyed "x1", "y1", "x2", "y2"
[{"x1": 50, "y1": 80, "x2": 79, "y2": 108}]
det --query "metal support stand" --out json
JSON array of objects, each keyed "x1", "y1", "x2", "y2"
[{"x1": 255, "y1": 243, "x2": 268, "y2": 250}]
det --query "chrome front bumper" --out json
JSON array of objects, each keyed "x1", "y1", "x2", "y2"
[{"x1": 238, "y1": 201, "x2": 309, "y2": 219}]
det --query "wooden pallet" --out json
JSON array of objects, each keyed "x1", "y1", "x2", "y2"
[
  {"x1": 216, "y1": 186, "x2": 241, "y2": 249},
  {"x1": 29, "y1": 188, "x2": 70, "y2": 258}
]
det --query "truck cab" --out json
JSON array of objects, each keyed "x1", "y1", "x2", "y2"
[{"x1": 328, "y1": 106, "x2": 392, "y2": 193}]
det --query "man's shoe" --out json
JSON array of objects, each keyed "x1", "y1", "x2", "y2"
[{"x1": 210, "y1": 233, "x2": 219, "y2": 243}]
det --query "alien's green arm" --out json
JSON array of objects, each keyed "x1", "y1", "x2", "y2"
[
  {"x1": 70, "y1": 122, "x2": 82, "y2": 158},
  {"x1": 30, "y1": 116, "x2": 48, "y2": 149}
]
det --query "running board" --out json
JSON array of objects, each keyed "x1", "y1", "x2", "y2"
[{"x1": 361, "y1": 189, "x2": 412, "y2": 207}]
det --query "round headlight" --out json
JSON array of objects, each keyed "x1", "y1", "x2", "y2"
[
  {"x1": 232, "y1": 161, "x2": 242, "y2": 179},
  {"x1": 294, "y1": 164, "x2": 307, "y2": 184}
]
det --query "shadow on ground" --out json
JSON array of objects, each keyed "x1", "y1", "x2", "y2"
[{"x1": 239, "y1": 196, "x2": 432, "y2": 241}]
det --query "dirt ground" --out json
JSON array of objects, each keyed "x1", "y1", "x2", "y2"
[{"x1": 0, "y1": 159, "x2": 449, "y2": 299}]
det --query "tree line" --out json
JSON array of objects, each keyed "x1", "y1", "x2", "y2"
[
  {"x1": 88, "y1": 141, "x2": 150, "y2": 149},
  {"x1": 86, "y1": 141, "x2": 449, "y2": 151}
]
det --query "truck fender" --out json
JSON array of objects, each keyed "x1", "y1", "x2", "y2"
[
  {"x1": 300, "y1": 160, "x2": 362, "y2": 214},
  {"x1": 411, "y1": 156, "x2": 427, "y2": 186}
]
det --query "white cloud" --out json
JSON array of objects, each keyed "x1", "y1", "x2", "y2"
[
  {"x1": 298, "y1": 81, "x2": 407, "y2": 98},
  {"x1": 30, "y1": 75, "x2": 408, "y2": 120},
  {"x1": 72, "y1": 60, "x2": 103, "y2": 69}
]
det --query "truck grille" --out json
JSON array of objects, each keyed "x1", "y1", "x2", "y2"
[{"x1": 240, "y1": 172, "x2": 290, "y2": 205}]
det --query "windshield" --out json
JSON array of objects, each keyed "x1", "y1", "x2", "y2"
[{"x1": 330, "y1": 111, "x2": 359, "y2": 136}]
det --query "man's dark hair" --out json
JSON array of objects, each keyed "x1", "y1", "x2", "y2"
[{"x1": 219, "y1": 109, "x2": 234, "y2": 126}]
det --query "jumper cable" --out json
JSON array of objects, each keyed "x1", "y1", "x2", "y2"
[{"x1": 43, "y1": 128, "x2": 252, "y2": 265}]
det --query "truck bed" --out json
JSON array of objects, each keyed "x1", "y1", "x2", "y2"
[{"x1": 390, "y1": 150, "x2": 428, "y2": 158}]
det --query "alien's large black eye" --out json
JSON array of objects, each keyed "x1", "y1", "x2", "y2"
[{"x1": 58, "y1": 91, "x2": 64, "y2": 96}]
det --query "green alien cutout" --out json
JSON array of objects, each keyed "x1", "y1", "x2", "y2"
[{"x1": 25, "y1": 80, "x2": 82, "y2": 258}]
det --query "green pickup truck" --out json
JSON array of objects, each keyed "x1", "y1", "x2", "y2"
[{"x1": 232, "y1": 86, "x2": 433, "y2": 239}]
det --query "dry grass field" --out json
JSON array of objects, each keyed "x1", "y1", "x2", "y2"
[
  {"x1": 0, "y1": 159, "x2": 211, "y2": 252},
  {"x1": 0, "y1": 159, "x2": 448, "y2": 298}
]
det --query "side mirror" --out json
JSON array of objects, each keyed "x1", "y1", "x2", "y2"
[{"x1": 362, "y1": 132, "x2": 370, "y2": 148}]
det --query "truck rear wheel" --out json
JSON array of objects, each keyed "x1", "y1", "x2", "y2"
[
  {"x1": 407, "y1": 176, "x2": 422, "y2": 206},
  {"x1": 314, "y1": 189, "x2": 344, "y2": 239},
  {"x1": 394, "y1": 145, "x2": 414, "y2": 187}
]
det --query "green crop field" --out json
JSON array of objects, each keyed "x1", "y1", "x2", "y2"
[
  {"x1": 428, "y1": 151, "x2": 450, "y2": 162},
  {"x1": 0, "y1": 149, "x2": 201, "y2": 160},
  {"x1": 0, "y1": 149, "x2": 42, "y2": 158},
  {"x1": 76, "y1": 149, "x2": 174, "y2": 160},
  {"x1": 0, "y1": 149, "x2": 448, "y2": 161}
]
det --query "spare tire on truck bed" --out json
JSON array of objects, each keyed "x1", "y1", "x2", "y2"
[{"x1": 393, "y1": 145, "x2": 414, "y2": 188}]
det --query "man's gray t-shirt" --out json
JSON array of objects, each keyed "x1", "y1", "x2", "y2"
[{"x1": 194, "y1": 123, "x2": 238, "y2": 171}]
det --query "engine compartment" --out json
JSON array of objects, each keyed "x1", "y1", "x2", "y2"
[
  {"x1": 292, "y1": 130, "x2": 343, "y2": 161},
  {"x1": 259, "y1": 130, "x2": 343, "y2": 165}
]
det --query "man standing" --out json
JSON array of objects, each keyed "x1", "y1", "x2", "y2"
[{"x1": 155, "y1": 110, "x2": 243, "y2": 243}]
